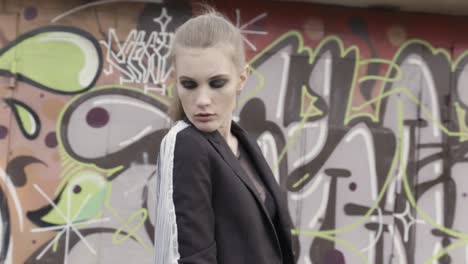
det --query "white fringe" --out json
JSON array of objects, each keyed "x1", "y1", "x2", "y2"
[{"x1": 154, "y1": 120, "x2": 189, "y2": 264}]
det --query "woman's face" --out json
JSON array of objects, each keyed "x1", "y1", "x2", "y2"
[{"x1": 174, "y1": 46, "x2": 247, "y2": 133}]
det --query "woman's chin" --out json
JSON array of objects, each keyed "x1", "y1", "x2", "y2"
[{"x1": 192, "y1": 120, "x2": 218, "y2": 133}]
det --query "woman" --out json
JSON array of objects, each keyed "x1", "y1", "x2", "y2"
[{"x1": 154, "y1": 8, "x2": 296, "y2": 264}]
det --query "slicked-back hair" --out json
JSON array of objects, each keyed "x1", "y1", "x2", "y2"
[{"x1": 167, "y1": 7, "x2": 246, "y2": 121}]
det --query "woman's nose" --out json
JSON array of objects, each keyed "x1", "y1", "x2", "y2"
[{"x1": 195, "y1": 88, "x2": 211, "y2": 107}]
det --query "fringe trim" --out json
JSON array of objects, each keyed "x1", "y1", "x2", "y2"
[{"x1": 154, "y1": 120, "x2": 189, "y2": 264}]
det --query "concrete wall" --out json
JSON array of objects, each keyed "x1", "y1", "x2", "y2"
[{"x1": 0, "y1": 0, "x2": 468, "y2": 263}]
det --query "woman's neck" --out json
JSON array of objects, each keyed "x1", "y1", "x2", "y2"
[{"x1": 218, "y1": 119, "x2": 239, "y2": 156}]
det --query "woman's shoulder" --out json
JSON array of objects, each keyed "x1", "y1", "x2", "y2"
[
  {"x1": 161, "y1": 120, "x2": 209, "y2": 150},
  {"x1": 157, "y1": 120, "x2": 212, "y2": 167}
]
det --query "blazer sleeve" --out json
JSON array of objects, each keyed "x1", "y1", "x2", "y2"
[{"x1": 172, "y1": 131, "x2": 217, "y2": 263}]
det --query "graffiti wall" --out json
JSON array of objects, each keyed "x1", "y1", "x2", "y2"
[{"x1": 0, "y1": 0, "x2": 468, "y2": 263}]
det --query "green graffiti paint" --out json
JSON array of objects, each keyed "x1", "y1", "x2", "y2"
[
  {"x1": 3, "y1": 98, "x2": 40, "y2": 139},
  {"x1": 274, "y1": 98, "x2": 317, "y2": 173},
  {"x1": 238, "y1": 65, "x2": 265, "y2": 106},
  {"x1": 104, "y1": 184, "x2": 152, "y2": 252},
  {"x1": 291, "y1": 229, "x2": 370, "y2": 263},
  {"x1": 300, "y1": 85, "x2": 323, "y2": 118},
  {"x1": 454, "y1": 102, "x2": 468, "y2": 142},
  {"x1": 112, "y1": 209, "x2": 148, "y2": 244},
  {"x1": 350, "y1": 39, "x2": 468, "y2": 127},
  {"x1": 15, "y1": 103, "x2": 37, "y2": 136},
  {"x1": 292, "y1": 173, "x2": 310, "y2": 189},
  {"x1": 399, "y1": 100, "x2": 468, "y2": 241},
  {"x1": 41, "y1": 170, "x2": 109, "y2": 225},
  {"x1": 53, "y1": 85, "x2": 166, "y2": 188},
  {"x1": 357, "y1": 59, "x2": 402, "y2": 84},
  {"x1": 242, "y1": 32, "x2": 348, "y2": 172},
  {"x1": 0, "y1": 28, "x2": 101, "y2": 94}
]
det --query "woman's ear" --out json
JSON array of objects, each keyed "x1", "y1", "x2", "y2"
[
  {"x1": 169, "y1": 66, "x2": 177, "y2": 80},
  {"x1": 167, "y1": 68, "x2": 176, "y2": 94},
  {"x1": 237, "y1": 65, "x2": 250, "y2": 95}
]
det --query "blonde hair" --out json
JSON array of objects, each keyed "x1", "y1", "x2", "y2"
[{"x1": 167, "y1": 7, "x2": 246, "y2": 121}]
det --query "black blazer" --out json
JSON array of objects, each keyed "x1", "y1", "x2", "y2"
[{"x1": 158, "y1": 118, "x2": 296, "y2": 264}]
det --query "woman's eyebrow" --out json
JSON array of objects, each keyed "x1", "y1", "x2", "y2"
[
  {"x1": 209, "y1": 74, "x2": 229, "y2": 80},
  {"x1": 178, "y1": 76, "x2": 194, "y2": 80}
]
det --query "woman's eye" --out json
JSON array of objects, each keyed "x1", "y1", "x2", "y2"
[
  {"x1": 209, "y1": 79, "x2": 227, "y2": 88},
  {"x1": 180, "y1": 80, "x2": 198, "y2": 89}
]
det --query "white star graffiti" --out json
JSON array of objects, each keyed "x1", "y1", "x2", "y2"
[
  {"x1": 235, "y1": 9, "x2": 268, "y2": 51},
  {"x1": 31, "y1": 184, "x2": 110, "y2": 263},
  {"x1": 393, "y1": 201, "x2": 425, "y2": 242}
]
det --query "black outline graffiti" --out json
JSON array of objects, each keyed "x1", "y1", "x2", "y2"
[
  {"x1": 3, "y1": 98, "x2": 41, "y2": 140},
  {"x1": 0, "y1": 26, "x2": 103, "y2": 95}
]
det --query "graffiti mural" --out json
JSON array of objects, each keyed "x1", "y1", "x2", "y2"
[
  {"x1": 1, "y1": 0, "x2": 468, "y2": 263},
  {"x1": 236, "y1": 29, "x2": 468, "y2": 264}
]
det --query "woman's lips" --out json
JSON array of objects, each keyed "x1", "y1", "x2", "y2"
[{"x1": 194, "y1": 113, "x2": 215, "y2": 122}]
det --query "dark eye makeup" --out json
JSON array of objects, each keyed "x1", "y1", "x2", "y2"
[
  {"x1": 209, "y1": 79, "x2": 227, "y2": 88},
  {"x1": 179, "y1": 77, "x2": 228, "y2": 90},
  {"x1": 180, "y1": 80, "x2": 198, "y2": 89}
]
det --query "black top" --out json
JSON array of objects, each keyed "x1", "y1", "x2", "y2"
[{"x1": 237, "y1": 141, "x2": 278, "y2": 221}]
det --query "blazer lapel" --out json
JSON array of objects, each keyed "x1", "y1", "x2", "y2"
[
  {"x1": 203, "y1": 128, "x2": 267, "y2": 207},
  {"x1": 231, "y1": 122, "x2": 294, "y2": 253},
  {"x1": 178, "y1": 118, "x2": 264, "y2": 206}
]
